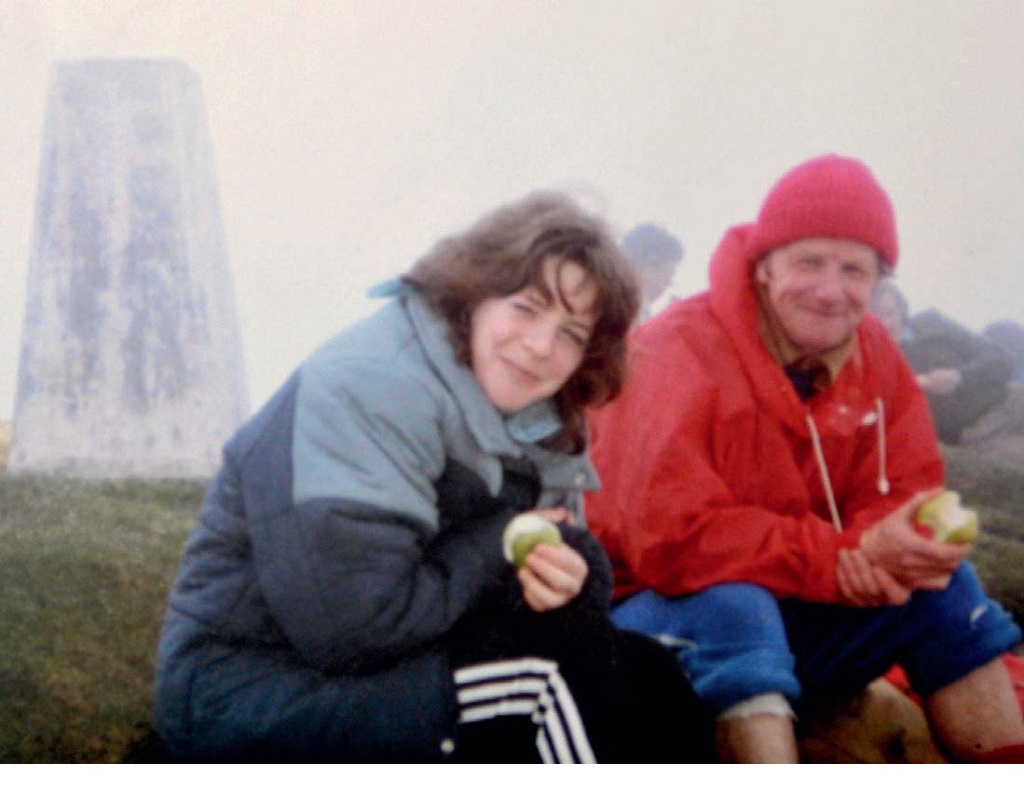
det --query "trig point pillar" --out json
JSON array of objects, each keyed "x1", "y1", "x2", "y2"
[{"x1": 9, "y1": 59, "x2": 249, "y2": 478}]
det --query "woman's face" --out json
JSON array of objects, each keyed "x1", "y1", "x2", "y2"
[{"x1": 470, "y1": 256, "x2": 599, "y2": 414}]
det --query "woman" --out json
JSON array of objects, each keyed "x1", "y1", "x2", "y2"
[{"x1": 153, "y1": 192, "x2": 711, "y2": 762}]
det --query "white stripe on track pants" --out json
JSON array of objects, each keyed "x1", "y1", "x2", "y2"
[{"x1": 454, "y1": 657, "x2": 596, "y2": 763}]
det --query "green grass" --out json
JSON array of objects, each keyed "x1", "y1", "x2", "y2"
[
  {"x1": 0, "y1": 474, "x2": 205, "y2": 762},
  {"x1": 940, "y1": 446, "x2": 1024, "y2": 625},
  {"x1": 0, "y1": 448, "x2": 1020, "y2": 763}
]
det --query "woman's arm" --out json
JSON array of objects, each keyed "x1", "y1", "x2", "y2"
[{"x1": 244, "y1": 358, "x2": 516, "y2": 674}]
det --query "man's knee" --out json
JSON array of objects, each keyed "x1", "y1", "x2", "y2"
[
  {"x1": 614, "y1": 583, "x2": 782, "y2": 640},
  {"x1": 611, "y1": 584, "x2": 800, "y2": 714},
  {"x1": 902, "y1": 563, "x2": 1022, "y2": 697}
]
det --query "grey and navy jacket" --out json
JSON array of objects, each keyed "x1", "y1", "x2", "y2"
[{"x1": 154, "y1": 289, "x2": 606, "y2": 760}]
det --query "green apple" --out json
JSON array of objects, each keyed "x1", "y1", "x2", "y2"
[
  {"x1": 502, "y1": 513, "x2": 563, "y2": 567},
  {"x1": 915, "y1": 491, "x2": 980, "y2": 544}
]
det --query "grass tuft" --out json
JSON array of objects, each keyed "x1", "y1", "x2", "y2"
[{"x1": 0, "y1": 474, "x2": 205, "y2": 762}]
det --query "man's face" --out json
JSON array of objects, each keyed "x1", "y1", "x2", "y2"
[{"x1": 755, "y1": 237, "x2": 881, "y2": 356}]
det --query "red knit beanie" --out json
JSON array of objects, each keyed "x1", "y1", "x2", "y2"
[{"x1": 750, "y1": 154, "x2": 899, "y2": 269}]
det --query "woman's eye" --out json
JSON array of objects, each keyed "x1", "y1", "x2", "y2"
[{"x1": 563, "y1": 328, "x2": 588, "y2": 347}]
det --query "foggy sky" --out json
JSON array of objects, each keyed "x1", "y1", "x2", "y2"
[{"x1": 3, "y1": 0, "x2": 1023, "y2": 420}]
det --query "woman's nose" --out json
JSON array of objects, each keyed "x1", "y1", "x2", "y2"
[{"x1": 522, "y1": 321, "x2": 557, "y2": 357}]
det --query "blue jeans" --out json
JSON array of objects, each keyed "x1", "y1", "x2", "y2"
[{"x1": 611, "y1": 562, "x2": 1021, "y2": 717}]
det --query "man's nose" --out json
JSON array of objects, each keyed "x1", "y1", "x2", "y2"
[{"x1": 813, "y1": 267, "x2": 846, "y2": 300}]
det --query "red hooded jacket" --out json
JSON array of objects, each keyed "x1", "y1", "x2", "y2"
[{"x1": 585, "y1": 224, "x2": 944, "y2": 603}]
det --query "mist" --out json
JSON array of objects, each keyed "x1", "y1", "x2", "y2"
[{"x1": 3, "y1": 0, "x2": 1023, "y2": 420}]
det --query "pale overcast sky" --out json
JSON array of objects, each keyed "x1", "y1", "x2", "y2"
[{"x1": 2, "y1": 0, "x2": 1023, "y2": 418}]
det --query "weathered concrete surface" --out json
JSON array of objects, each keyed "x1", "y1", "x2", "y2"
[
  {"x1": 0, "y1": 420, "x2": 11, "y2": 471},
  {"x1": 9, "y1": 59, "x2": 248, "y2": 478}
]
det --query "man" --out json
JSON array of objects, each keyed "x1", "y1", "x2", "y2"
[
  {"x1": 621, "y1": 223, "x2": 684, "y2": 323},
  {"x1": 985, "y1": 319, "x2": 1024, "y2": 385},
  {"x1": 872, "y1": 281, "x2": 1024, "y2": 468},
  {"x1": 586, "y1": 154, "x2": 1024, "y2": 762}
]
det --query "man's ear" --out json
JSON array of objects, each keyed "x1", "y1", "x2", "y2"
[{"x1": 754, "y1": 256, "x2": 771, "y2": 287}]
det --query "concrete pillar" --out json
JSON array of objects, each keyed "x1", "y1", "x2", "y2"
[{"x1": 9, "y1": 59, "x2": 249, "y2": 478}]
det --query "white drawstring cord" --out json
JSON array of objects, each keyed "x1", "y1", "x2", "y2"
[
  {"x1": 806, "y1": 413, "x2": 843, "y2": 533},
  {"x1": 875, "y1": 397, "x2": 890, "y2": 495},
  {"x1": 807, "y1": 399, "x2": 891, "y2": 534}
]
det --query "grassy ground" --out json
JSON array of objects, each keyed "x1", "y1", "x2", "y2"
[
  {"x1": 940, "y1": 445, "x2": 1024, "y2": 624},
  {"x1": 0, "y1": 447, "x2": 1021, "y2": 763},
  {"x1": 0, "y1": 474, "x2": 205, "y2": 762}
]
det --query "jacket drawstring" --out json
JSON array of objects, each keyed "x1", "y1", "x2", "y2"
[
  {"x1": 805, "y1": 414, "x2": 843, "y2": 533},
  {"x1": 806, "y1": 398, "x2": 891, "y2": 534},
  {"x1": 875, "y1": 397, "x2": 890, "y2": 495}
]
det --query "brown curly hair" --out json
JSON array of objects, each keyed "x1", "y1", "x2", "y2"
[{"x1": 403, "y1": 191, "x2": 639, "y2": 451}]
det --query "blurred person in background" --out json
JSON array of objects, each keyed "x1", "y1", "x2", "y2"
[
  {"x1": 872, "y1": 281, "x2": 1024, "y2": 469},
  {"x1": 984, "y1": 319, "x2": 1024, "y2": 385},
  {"x1": 621, "y1": 222, "x2": 684, "y2": 322}
]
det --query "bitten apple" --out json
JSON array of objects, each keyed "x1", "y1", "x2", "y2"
[
  {"x1": 502, "y1": 513, "x2": 563, "y2": 567},
  {"x1": 915, "y1": 491, "x2": 980, "y2": 544}
]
